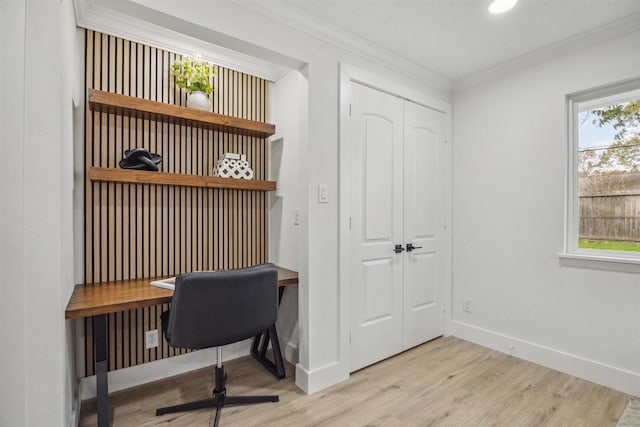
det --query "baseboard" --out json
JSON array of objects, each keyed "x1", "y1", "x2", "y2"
[
  {"x1": 450, "y1": 320, "x2": 640, "y2": 397},
  {"x1": 79, "y1": 340, "x2": 252, "y2": 400},
  {"x1": 69, "y1": 395, "x2": 81, "y2": 427},
  {"x1": 295, "y1": 360, "x2": 349, "y2": 394},
  {"x1": 284, "y1": 341, "x2": 298, "y2": 365}
]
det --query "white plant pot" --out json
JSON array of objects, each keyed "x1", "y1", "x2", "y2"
[{"x1": 187, "y1": 91, "x2": 210, "y2": 111}]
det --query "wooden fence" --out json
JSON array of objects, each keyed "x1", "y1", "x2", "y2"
[{"x1": 579, "y1": 173, "x2": 640, "y2": 241}]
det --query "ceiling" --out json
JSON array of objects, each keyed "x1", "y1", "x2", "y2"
[{"x1": 235, "y1": 0, "x2": 640, "y2": 83}]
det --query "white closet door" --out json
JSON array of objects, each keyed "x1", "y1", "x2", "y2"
[
  {"x1": 403, "y1": 101, "x2": 446, "y2": 348},
  {"x1": 349, "y1": 82, "x2": 404, "y2": 372}
]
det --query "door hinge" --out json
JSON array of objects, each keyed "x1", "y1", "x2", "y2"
[
  {"x1": 349, "y1": 103, "x2": 352, "y2": 117},
  {"x1": 444, "y1": 216, "x2": 447, "y2": 229},
  {"x1": 349, "y1": 330, "x2": 352, "y2": 343},
  {"x1": 349, "y1": 217, "x2": 352, "y2": 230}
]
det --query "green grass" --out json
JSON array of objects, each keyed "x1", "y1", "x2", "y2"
[{"x1": 579, "y1": 239, "x2": 640, "y2": 252}]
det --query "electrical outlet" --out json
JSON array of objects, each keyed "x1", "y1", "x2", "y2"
[
  {"x1": 145, "y1": 329, "x2": 158, "y2": 349},
  {"x1": 463, "y1": 298, "x2": 472, "y2": 313}
]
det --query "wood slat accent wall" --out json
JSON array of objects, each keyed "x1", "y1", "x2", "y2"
[{"x1": 83, "y1": 30, "x2": 270, "y2": 376}]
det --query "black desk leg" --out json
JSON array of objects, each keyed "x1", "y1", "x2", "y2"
[
  {"x1": 93, "y1": 314, "x2": 110, "y2": 427},
  {"x1": 251, "y1": 287, "x2": 286, "y2": 379},
  {"x1": 251, "y1": 325, "x2": 286, "y2": 379}
]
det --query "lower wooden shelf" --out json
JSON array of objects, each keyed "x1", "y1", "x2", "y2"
[{"x1": 88, "y1": 167, "x2": 276, "y2": 191}]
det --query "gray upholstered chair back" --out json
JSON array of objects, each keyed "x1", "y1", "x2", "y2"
[{"x1": 164, "y1": 263, "x2": 278, "y2": 349}]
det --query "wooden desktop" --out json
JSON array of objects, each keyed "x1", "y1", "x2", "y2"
[{"x1": 65, "y1": 266, "x2": 298, "y2": 319}]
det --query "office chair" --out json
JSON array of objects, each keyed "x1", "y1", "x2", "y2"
[{"x1": 156, "y1": 264, "x2": 280, "y2": 426}]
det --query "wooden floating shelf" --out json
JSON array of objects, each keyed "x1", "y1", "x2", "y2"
[
  {"x1": 88, "y1": 167, "x2": 277, "y2": 191},
  {"x1": 87, "y1": 89, "x2": 276, "y2": 138}
]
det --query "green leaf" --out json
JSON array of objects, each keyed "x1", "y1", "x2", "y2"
[{"x1": 171, "y1": 53, "x2": 215, "y2": 95}]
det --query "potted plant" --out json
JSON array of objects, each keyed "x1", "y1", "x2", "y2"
[{"x1": 171, "y1": 53, "x2": 215, "y2": 111}]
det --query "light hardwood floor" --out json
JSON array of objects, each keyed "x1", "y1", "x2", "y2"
[{"x1": 79, "y1": 337, "x2": 632, "y2": 426}]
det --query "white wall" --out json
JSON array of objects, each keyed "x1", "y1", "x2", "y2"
[
  {"x1": 269, "y1": 69, "x2": 308, "y2": 363},
  {"x1": 1, "y1": 2, "x2": 28, "y2": 425},
  {"x1": 452, "y1": 30, "x2": 640, "y2": 396},
  {"x1": 0, "y1": 0, "x2": 79, "y2": 425}
]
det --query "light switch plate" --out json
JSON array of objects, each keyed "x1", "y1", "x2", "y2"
[
  {"x1": 294, "y1": 208, "x2": 300, "y2": 225},
  {"x1": 318, "y1": 184, "x2": 329, "y2": 203}
]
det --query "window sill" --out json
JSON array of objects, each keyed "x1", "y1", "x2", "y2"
[{"x1": 558, "y1": 252, "x2": 640, "y2": 273}]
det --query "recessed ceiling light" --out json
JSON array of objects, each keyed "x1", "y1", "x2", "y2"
[{"x1": 488, "y1": 0, "x2": 518, "y2": 14}]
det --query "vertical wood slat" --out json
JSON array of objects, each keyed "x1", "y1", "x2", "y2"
[{"x1": 83, "y1": 30, "x2": 270, "y2": 376}]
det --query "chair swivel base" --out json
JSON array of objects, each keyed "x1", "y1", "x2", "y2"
[
  {"x1": 156, "y1": 366, "x2": 279, "y2": 427},
  {"x1": 156, "y1": 391, "x2": 279, "y2": 426}
]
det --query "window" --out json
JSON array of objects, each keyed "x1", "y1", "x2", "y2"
[{"x1": 566, "y1": 79, "x2": 640, "y2": 263}]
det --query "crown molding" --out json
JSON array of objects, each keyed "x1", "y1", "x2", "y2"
[
  {"x1": 236, "y1": 0, "x2": 640, "y2": 95},
  {"x1": 234, "y1": 0, "x2": 452, "y2": 93},
  {"x1": 74, "y1": 0, "x2": 639, "y2": 95},
  {"x1": 73, "y1": 0, "x2": 292, "y2": 82},
  {"x1": 453, "y1": 12, "x2": 640, "y2": 92}
]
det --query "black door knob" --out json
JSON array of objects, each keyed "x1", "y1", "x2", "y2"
[
  {"x1": 394, "y1": 244, "x2": 405, "y2": 254},
  {"x1": 406, "y1": 243, "x2": 423, "y2": 252}
]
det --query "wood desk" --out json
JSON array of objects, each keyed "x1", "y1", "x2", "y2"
[{"x1": 66, "y1": 266, "x2": 298, "y2": 427}]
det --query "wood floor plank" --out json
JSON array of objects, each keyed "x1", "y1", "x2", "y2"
[{"x1": 79, "y1": 337, "x2": 633, "y2": 426}]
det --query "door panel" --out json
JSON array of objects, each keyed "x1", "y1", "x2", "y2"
[
  {"x1": 363, "y1": 115, "x2": 395, "y2": 241},
  {"x1": 411, "y1": 127, "x2": 438, "y2": 238},
  {"x1": 350, "y1": 83, "x2": 404, "y2": 371},
  {"x1": 406, "y1": 253, "x2": 437, "y2": 307},
  {"x1": 362, "y1": 258, "x2": 395, "y2": 324},
  {"x1": 404, "y1": 252, "x2": 439, "y2": 339},
  {"x1": 403, "y1": 101, "x2": 446, "y2": 349}
]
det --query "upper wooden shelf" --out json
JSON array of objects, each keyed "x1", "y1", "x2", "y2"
[
  {"x1": 87, "y1": 89, "x2": 276, "y2": 138},
  {"x1": 88, "y1": 167, "x2": 276, "y2": 191}
]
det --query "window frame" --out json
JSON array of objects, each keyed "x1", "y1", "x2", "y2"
[{"x1": 562, "y1": 78, "x2": 640, "y2": 270}]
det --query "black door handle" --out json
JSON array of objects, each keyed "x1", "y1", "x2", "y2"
[
  {"x1": 406, "y1": 243, "x2": 423, "y2": 252},
  {"x1": 394, "y1": 244, "x2": 405, "y2": 254}
]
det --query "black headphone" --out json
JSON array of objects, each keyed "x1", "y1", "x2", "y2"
[{"x1": 119, "y1": 148, "x2": 162, "y2": 171}]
